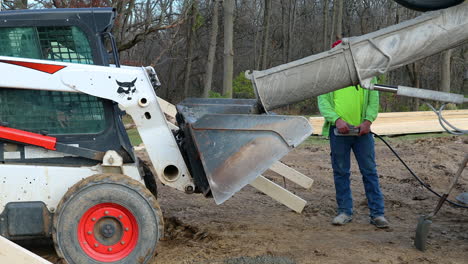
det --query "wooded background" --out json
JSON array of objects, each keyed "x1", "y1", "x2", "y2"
[{"x1": 2, "y1": 0, "x2": 468, "y2": 114}]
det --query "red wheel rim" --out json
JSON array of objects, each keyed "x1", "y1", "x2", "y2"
[{"x1": 77, "y1": 203, "x2": 139, "y2": 262}]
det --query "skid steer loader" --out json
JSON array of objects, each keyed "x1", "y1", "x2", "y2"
[
  {"x1": 0, "y1": 0, "x2": 467, "y2": 263},
  {"x1": 0, "y1": 8, "x2": 310, "y2": 264}
]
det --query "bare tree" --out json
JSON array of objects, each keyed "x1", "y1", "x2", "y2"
[
  {"x1": 222, "y1": 0, "x2": 234, "y2": 98},
  {"x1": 329, "y1": 0, "x2": 336, "y2": 45},
  {"x1": 406, "y1": 62, "x2": 421, "y2": 111},
  {"x1": 203, "y1": 0, "x2": 220, "y2": 98},
  {"x1": 322, "y1": 0, "x2": 329, "y2": 50},
  {"x1": 335, "y1": 0, "x2": 343, "y2": 40},
  {"x1": 463, "y1": 47, "x2": 468, "y2": 98},
  {"x1": 183, "y1": 1, "x2": 198, "y2": 98},
  {"x1": 34, "y1": 0, "x2": 186, "y2": 54},
  {"x1": 2, "y1": 0, "x2": 29, "y2": 9},
  {"x1": 287, "y1": 0, "x2": 297, "y2": 62},
  {"x1": 440, "y1": 49, "x2": 452, "y2": 93},
  {"x1": 260, "y1": 0, "x2": 271, "y2": 70},
  {"x1": 115, "y1": 0, "x2": 188, "y2": 53},
  {"x1": 281, "y1": 0, "x2": 297, "y2": 62}
]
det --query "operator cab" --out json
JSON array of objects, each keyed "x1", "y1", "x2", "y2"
[{"x1": 0, "y1": 8, "x2": 135, "y2": 165}]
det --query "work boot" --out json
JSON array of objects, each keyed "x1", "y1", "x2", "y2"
[
  {"x1": 332, "y1": 213, "x2": 353, "y2": 225},
  {"x1": 370, "y1": 216, "x2": 389, "y2": 228}
]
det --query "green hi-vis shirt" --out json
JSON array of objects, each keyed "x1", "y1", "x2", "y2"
[
  {"x1": 317, "y1": 80, "x2": 380, "y2": 137},
  {"x1": 333, "y1": 86, "x2": 365, "y2": 126}
]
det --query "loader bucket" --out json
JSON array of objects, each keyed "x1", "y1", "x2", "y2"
[{"x1": 176, "y1": 98, "x2": 312, "y2": 204}]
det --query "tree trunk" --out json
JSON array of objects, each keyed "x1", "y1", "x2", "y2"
[
  {"x1": 183, "y1": 2, "x2": 198, "y2": 98},
  {"x1": 222, "y1": 0, "x2": 234, "y2": 98},
  {"x1": 322, "y1": 0, "x2": 329, "y2": 50},
  {"x1": 413, "y1": 65, "x2": 420, "y2": 111},
  {"x1": 440, "y1": 49, "x2": 452, "y2": 93},
  {"x1": 281, "y1": 0, "x2": 287, "y2": 63},
  {"x1": 203, "y1": 0, "x2": 220, "y2": 98},
  {"x1": 112, "y1": 0, "x2": 135, "y2": 46},
  {"x1": 287, "y1": 0, "x2": 296, "y2": 62},
  {"x1": 261, "y1": 0, "x2": 271, "y2": 70},
  {"x1": 329, "y1": 0, "x2": 336, "y2": 45},
  {"x1": 463, "y1": 47, "x2": 468, "y2": 99},
  {"x1": 335, "y1": 0, "x2": 343, "y2": 40}
]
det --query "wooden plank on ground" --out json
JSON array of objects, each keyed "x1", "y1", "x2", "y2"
[
  {"x1": 0, "y1": 236, "x2": 52, "y2": 264},
  {"x1": 269, "y1": 161, "x2": 313, "y2": 189},
  {"x1": 309, "y1": 110, "x2": 468, "y2": 136},
  {"x1": 157, "y1": 96, "x2": 177, "y2": 118},
  {"x1": 250, "y1": 176, "x2": 307, "y2": 213}
]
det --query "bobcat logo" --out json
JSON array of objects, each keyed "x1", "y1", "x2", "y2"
[{"x1": 116, "y1": 78, "x2": 137, "y2": 100}]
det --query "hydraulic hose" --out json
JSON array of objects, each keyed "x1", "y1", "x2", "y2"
[
  {"x1": 424, "y1": 103, "x2": 468, "y2": 136},
  {"x1": 372, "y1": 132, "x2": 468, "y2": 209}
]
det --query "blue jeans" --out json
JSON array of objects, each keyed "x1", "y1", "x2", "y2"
[{"x1": 329, "y1": 126, "x2": 384, "y2": 218}]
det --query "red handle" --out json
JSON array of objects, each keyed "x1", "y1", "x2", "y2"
[{"x1": 0, "y1": 126, "x2": 56, "y2": 150}]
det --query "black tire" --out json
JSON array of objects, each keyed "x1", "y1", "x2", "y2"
[
  {"x1": 393, "y1": 0, "x2": 464, "y2": 11},
  {"x1": 53, "y1": 174, "x2": 164, "y2": 264}
]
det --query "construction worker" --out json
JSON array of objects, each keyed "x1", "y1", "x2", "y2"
[{"x1": 317, "y1": 39, "x2": 389, "y2": 228}]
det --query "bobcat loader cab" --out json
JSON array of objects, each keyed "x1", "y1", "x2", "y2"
[{"x1": 0, "y1": 7, "x2": 311, "y2": 264}]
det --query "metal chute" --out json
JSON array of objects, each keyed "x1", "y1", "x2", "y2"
[
  {"x1": 176, "y1": 98, "x2": 311, "y2": 204},
  {"x1": 247, "y1": 2, "x2": 468, "y2": 111}
]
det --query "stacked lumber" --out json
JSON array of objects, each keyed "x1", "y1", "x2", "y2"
[{"x1": 309, "y1": 110, "x2": 468, "y2": 136}]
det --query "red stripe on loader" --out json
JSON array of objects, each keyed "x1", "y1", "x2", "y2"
[
  {"x1": 0, "y1": 126, "x2": 57, "y2": 150},
  {"x1": 0, "y1": 59, "x2": 66, "y2": 74}
]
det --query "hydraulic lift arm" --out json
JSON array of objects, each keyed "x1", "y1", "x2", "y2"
[{"x1": 0, "y1": 56, "x2": 195, "y2": 193}]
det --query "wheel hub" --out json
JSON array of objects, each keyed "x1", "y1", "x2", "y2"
[
  {"x1": 77, "y1": 203, "x2": 139, "y2": 262},
  {"x1": 101, "y1": 223, "x2": 116, "y2": 238}
]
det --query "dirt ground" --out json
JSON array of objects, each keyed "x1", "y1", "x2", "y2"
[{"x1": 32, "y1": 135, "x2": 468, "y2": 264}]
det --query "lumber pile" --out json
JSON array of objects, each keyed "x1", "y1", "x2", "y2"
[{"x1": 309, "y1": 110, "x2": 468, "y2": 136}]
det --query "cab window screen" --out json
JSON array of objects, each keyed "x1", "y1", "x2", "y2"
[
  {"x1": 0, "y1": 89, "x2": 105, "y2": 134},
  {"x1": 0, "y1": 27, "x2": 42, "y2": 59},
  {"x1": 38, "y1": 26, "x2": 94, "y2": 64},
  {"x1": 0, "y1": 26, "x2": 105, "y2": 135}
]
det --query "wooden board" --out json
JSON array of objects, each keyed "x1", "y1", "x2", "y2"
[
  {"x1": 309, "y1": 110, "x2": 468, "y2": 136},
  {"x1": 157, "y1": 96, "x2": 177, "y2": 118},
  {"x1": 269, "y1": 161, "x2": 313, "y2": 189},
  {"x1": 0, "y1": 236, "x2": 51, "y2": 264},
  {"x1": 250, "y1": 176, "x2": 307, "y2": 213}
]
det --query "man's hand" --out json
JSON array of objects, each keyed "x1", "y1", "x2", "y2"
[
  {"x1": 335, "y1": 118, "x2": 349, "y2": 134},
  {"x1": 358, "y1": 120, "x2": 372, "y2": 136}
]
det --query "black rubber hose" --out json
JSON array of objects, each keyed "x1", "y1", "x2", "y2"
[
  {"x1": 393, "y1": 0, "x2": 465, "y2": 12},
  {"x1": 372, "y1": 132, "x2": 468, "y2": 209}
]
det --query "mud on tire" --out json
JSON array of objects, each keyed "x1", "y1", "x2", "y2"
[{"x1": 53, "y1": 174, "x2": 164, "y2": 264}]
